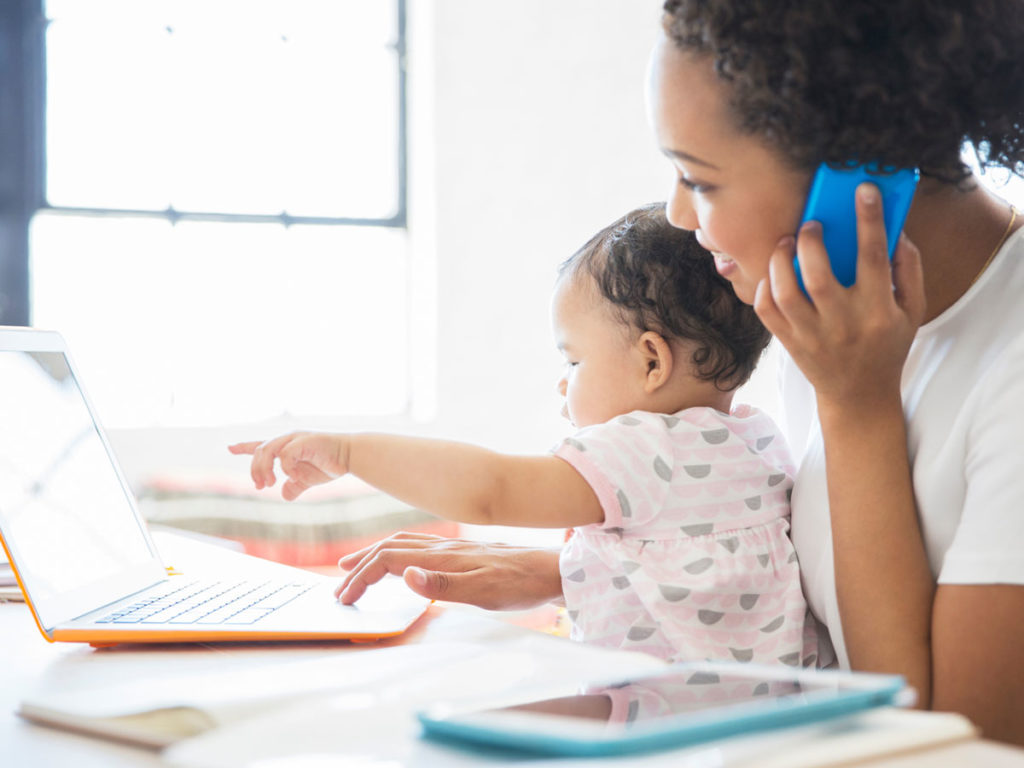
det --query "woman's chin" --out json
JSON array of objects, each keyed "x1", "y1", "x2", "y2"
[{"x1": 729, "y1": 277, "x2": 759, "y2": 306}]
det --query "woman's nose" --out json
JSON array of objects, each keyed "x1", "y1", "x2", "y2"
[
  {"x1": 665, "y1": 187, "x2": 698, "y2": 231},
  {"x1": 557, "y1": 377, "x2": 567, "y2": 397}
]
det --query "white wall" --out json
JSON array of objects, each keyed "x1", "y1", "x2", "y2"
[{"x1": 413, "y1": 0, "x2": 671, "y2": 453}]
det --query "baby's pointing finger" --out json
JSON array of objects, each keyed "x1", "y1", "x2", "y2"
[
  {"x1": 227, "y1": 441, "x2": 261, "y2": 455},
  {"x1": 252, "y1": 439, "x2": 286, "y2": 489},
  {"x1": 281, "y1": 478, "x2": 310, "y2": 501}
]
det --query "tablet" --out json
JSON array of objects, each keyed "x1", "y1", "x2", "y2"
[{"x1": 417, "y1": 661, "x2": 908, "y2": 757}]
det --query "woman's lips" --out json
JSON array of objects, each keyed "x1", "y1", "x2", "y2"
[
  {"x1": 713, "y1": 252, "x2": 737, "y2": 278},
  {"x1": 696, "y1": 232, "x2": 738, "y2": 278}
]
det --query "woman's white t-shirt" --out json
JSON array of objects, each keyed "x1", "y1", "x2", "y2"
[{"x1": 784, "y1": 226, "x2": 1024, "y2": 668}]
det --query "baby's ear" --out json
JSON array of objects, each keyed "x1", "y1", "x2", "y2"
[{"x1": 638, "y1": 331, "x2": 673, "y2": 393}]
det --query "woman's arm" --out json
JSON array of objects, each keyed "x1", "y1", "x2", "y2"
[
  {"x1": 230, "y1": 431, "x2": 604, "y2": 529},
  {"x1": 932, "y1": 584, "x2": 1024, "y2": 744},
  {"x1": 755, "y1": 184, "x2": 935, "y2": 701},
  {"x1": 815, "y1": 396, "x2": 935, "y2": 704}
]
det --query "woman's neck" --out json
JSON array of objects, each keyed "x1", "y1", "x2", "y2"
[{"x1": 903, "y1": 177, "x2": 1022, "y2": 323}]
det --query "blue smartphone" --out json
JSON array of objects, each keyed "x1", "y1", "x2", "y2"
[{"x1": 795, "y1": 162, "x2": 919, "y2": 293}]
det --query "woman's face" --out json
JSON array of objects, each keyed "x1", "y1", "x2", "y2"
[{"x1": 647, "y1": 34, "x2": 811, "y2": 305}]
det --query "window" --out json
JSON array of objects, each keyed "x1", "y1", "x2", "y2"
[
  {"x1": 13, "y1": 0, "x2": 409, "y2": 427},
  {"x1": 967, "y1": 146, "x2": 1024, "y2": 210}
]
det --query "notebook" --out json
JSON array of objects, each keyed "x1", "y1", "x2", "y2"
[{"x1": 0, "y1": 326, "x2": 430, "y2": 646}]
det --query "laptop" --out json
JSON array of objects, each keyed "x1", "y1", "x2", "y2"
[{"x1": 0, "y1": 327, "x2": 430, "y2": 646}]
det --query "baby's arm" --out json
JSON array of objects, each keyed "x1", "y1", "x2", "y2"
[{"x1": 229, "y1": 432, "x2": 603, "y2": 528}]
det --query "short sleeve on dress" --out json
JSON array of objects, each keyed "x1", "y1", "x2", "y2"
[{"x1": 554, "y1": 412, "x2": 677, "y2": 530}]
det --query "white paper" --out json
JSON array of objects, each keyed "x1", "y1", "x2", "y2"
[{"x1": 164, "y1": 634, "x2": 667, "y2": 767}]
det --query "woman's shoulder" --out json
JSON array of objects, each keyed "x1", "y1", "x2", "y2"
[{"x1": 906, "y1": 228, "x2": 1024, "y2": 401}]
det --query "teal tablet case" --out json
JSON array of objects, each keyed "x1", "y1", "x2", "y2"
[{"x1": 417, "y1": 663, "x2": 906, "y2": 758}]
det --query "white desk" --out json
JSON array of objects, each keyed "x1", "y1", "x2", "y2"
[{"x1": 5, "y1": 536, "x2": 1024, "y2": 767}]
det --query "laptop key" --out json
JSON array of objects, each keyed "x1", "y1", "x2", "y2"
[
  {"x1": 249, "y1": 583, "x2": 313, "y2": 610},
  {"x1": 96, "y1": 579, "x2": 313, "y2": 626},
  {"x1": 224, "y1": 608, "x2": 274, "y2": 624}
]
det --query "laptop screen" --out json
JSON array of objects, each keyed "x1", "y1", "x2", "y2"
[{"x1": 0, "y1": 347, "x2": 161, "y2": 629}]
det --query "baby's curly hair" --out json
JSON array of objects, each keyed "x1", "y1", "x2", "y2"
[
  {"x1": 560, "y1": 203, "x2": 770, "y2": 391},
  {"x1": 662, "y1": 0, "x2": 1024, "y2": 184}
]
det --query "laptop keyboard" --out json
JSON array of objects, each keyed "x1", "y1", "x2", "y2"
[{"x1": 95, "y1": 579, "x2": 315, "y2": 626}]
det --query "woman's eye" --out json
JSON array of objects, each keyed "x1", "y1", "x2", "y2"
[{"x1": 679, "y1": 177, "x2": 713, "y2": 193}]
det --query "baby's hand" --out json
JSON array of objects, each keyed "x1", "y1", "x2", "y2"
[{"x1": 228, "y1": 432, "x2": 349, "y2": 501}]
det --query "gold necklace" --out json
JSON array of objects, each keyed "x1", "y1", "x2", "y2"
[{"x1": 970, "y1": 205, "x2": 1018, "y2": 287}]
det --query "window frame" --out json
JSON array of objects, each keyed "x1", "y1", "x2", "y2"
[{"x1": 0, "y1": 0, "x2": 407, "y2": 326}]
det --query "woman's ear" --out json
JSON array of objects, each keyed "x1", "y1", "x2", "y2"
[{"x1": 638, "y1": 331, "x2": 673, "y2": 394}]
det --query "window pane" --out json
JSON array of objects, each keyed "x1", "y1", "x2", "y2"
[
  {"x1": 45, "y1": 0, "x2": 400, "y2": 219},
  {"x1": 963, "y1": 143, "x2": 1024, "y2": 208},
  {"x1": 30, "y1": 213, "x2": 409, "y2": 427}
]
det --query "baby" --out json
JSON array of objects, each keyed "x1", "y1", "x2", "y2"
[{"x1": 231, "y1": 203, "x2": 821, "y2": 666}]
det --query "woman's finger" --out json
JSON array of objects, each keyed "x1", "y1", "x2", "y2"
[
  {"x1": 768, "y1": 236, "x2": 819, "y2": 330},
  {"x1": 402, "y1": 567, "x2": 494, "y2": 605},
  {"x1": 335, "y1": 533, "x2": 458, "y2": 599},
  {"x1": 793, "y1": 220, "x2": 849, "y2": 314},
  {"x1": 335, "y1": 546, "x2": 478, "y2": 604},
  {"x1": 754, "y1": 275, "x2": 787, "y2": 338},
  {"x1": 794, "y1": 221, "x2": 835, "y2": 297},
  {"x1": 337, "y1": 532, "x2": 447, "y2": 569},
  {"x1": 853, "y1": 182, "x2": 895, "y2": 295}
]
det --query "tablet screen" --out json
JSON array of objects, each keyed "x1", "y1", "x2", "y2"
[
  {"x1": 419, "y1": 662, "x2": 906, "y2": 756},
  {"x1": 497, "y1": 667, "x2": 841, "y2": 729},
  {"x1": 485, "y1": 671, "x2": 847, "y2": 729}
]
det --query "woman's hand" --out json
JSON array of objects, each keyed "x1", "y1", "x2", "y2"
[
  {"x1": 228, "y1": 432, "x2": 349, "y2": 501},
  {"x1": 335, "y1": 532, "x2": 564, "y2": 610},
  {"x1": 754, "y1": 182, "x2": 927, "y2": 415}
]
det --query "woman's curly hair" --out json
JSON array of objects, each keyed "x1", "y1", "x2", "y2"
[
  {"x1": 662, "y1": 0, "x2": 1024, "y2": 184},
  {"x1": 560, "y1": 203, "x2": 771, "y2": 391}
]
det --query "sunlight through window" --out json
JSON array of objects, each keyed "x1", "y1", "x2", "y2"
[{"x1": 32, "y1": 0, "x2": 408, "y2": 428}]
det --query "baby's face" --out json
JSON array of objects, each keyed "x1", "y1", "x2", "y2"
[{"x1": 551, "y1": 276, "x2": 647, "y2": 428}]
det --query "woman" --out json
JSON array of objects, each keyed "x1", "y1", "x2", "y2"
[{"x1": 337, "y1": 1, "x2": 1024, "y2": 743}]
